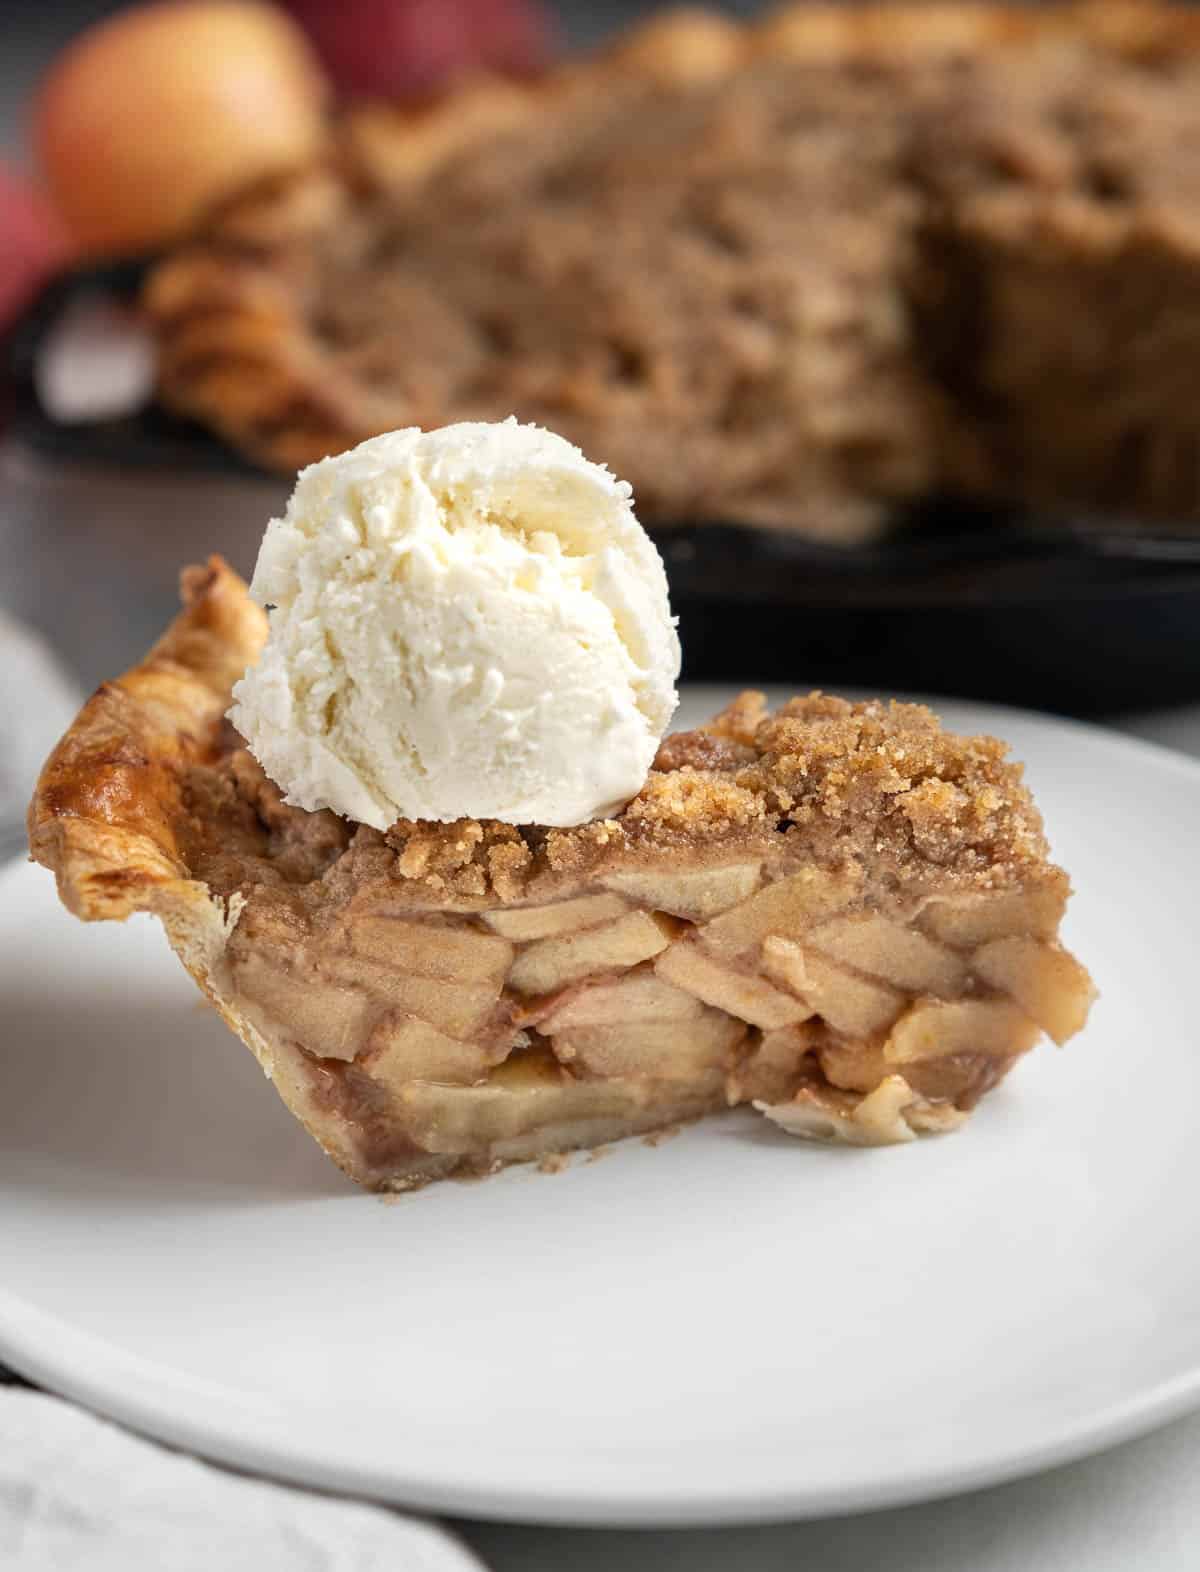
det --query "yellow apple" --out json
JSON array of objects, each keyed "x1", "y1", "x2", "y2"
[{"x1": 33, "y1": 0, "x2": 330, "y2": 257}]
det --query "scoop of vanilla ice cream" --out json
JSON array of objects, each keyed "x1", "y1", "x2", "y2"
[{"x1": 229, "y1": 420, "x2": 680, "y2": 829}]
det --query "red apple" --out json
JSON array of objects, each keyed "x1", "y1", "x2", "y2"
[
  {"x1": 283, "y1": 0, "x2": 559, "y2": 101},
  {"x1": 33, "y1": 1, "x2": 330, "y2": 259},
  {"x1": 0, "y1": 160, "x2": 70, "y2": 333}
]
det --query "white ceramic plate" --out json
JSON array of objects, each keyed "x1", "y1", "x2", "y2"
[{"x1": 3, "y1": 691, "x2": 1197, "y2": 1526}]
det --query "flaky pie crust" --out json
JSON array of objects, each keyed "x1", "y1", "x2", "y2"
[{"x1": 24, "y1": 562, "x2": 362, "y2": 1168}]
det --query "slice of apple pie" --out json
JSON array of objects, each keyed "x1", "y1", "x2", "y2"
[{"x1": 28, "y1": 559, "x2": 1094, "y2": 1189}]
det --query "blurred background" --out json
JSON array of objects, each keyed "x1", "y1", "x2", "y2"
[
  {"x1": 2, "y1": 0, "x2": 744, "y2": 142},
  {"x1": 3, "y1": 0, "x2": 1200, "y2": 777}
]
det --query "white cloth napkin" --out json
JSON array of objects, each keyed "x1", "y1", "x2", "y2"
[{"x1": 0, "y1": 1387, "x2": 485, "y2": 1572}]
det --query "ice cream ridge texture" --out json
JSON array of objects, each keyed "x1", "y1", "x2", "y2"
[{"x1": 231, "y1": 419, "x2": 681, "y2": 829}]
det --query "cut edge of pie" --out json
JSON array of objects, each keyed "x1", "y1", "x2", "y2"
[{"x1": 28, "y1": 558, "x2": 1096, "y2": 1189}]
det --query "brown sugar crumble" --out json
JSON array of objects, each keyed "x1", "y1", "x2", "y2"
[{"x1": 183, "y1": 690, "x2": 1051, "y2": 914}]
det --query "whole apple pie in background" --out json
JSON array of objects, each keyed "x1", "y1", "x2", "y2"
[
  {"x1": 145, "y1": 0, "x2": 1200, "y2": 540},
  {"x1": 29, "y1": 560, "x2": 1094, "y2": 1189}
]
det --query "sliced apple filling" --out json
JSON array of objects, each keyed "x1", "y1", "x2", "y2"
[
  {"x1": 224, "y1": 858, "x2": 1095, "y2": 1184},
  {"x1": 188, "y1": 835, "x2": 1098, "y2": 1185},
  {"x1": 507, "y1": 910, "x2": 673, "y2": 995}
]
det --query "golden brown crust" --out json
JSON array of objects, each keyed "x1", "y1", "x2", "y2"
[
  {"x1": 27, "y1": 558, "x2": 265, "y2": 923},
  {"x1": 26, "y1": 558, "x2": 375, "y2": 1181}
]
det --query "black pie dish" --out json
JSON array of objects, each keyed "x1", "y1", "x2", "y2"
[{"x1": 5, "y1": 264, "x2": 1200, "y2": 715}]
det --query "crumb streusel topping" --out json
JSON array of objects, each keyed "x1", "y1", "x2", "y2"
[{"x1": 182, "y1": 690, "x2": 1054, "y2": 914}]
